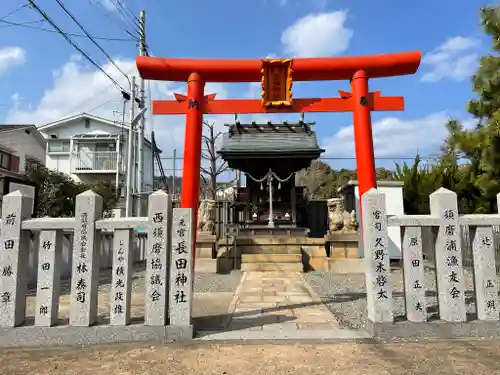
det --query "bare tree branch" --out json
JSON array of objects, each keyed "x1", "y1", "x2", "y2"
[
  {"x1": 215, "y1": 161, "x2": 229, "y2": 176},
  {"x1": 200, "y1": 120, "x2": 232, "y2": 200}
]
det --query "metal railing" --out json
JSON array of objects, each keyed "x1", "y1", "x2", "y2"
[{"x1": 72, "y1": 151, "x2": 121, "y2": 173}]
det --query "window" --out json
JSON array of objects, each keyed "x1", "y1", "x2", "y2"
[
  {"x1": 0, "y1": 151, "x2": 10, "y2": 169},
  {"x1": 48, "y1": 141, "x2": 70, "y2": 152},
  {"x1": 25, "y1": 156, "x2": 42, "y2": 171},
  {"x1": 95, "y1": 142, "x2": 116, "y2": 152}
]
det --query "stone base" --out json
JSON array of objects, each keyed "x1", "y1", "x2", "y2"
[
  {"x1": 367, "y1": 319, "x2": 500, "y2": 342},
  {"x1": 0, "y1": 324, "x2": 193, "y2": 347}
]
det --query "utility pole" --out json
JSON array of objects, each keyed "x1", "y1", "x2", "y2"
[
  {"x1": 172, "y1": 148, "x2": 177, "y2": 200},
  {"x1": 136, "y1": 9, "x2": 147, "y2": 216},
  {"x1": 125, "y1": 76, "x2": 136, "y2": 217}
]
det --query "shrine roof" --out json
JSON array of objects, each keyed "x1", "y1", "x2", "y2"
[{"x1": 218, "y1": 122, "x2": 325, "y2": 157}]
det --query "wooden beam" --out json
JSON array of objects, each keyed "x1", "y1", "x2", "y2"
[
  {"x1": 153, "y1": 92, "x2": 405, "y2": 115},
  {"x1": 137, "y1": 51, "x2": 422, "y2": 82}
]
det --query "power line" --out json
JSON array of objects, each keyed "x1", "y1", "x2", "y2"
[
  {"x1": 53, "y1": 0, "x2": 130, "y2": 83},
  {"x1": 86, "y1": 98, "x2": 122, "y2": 114},
  {"x1": 0, "y1": 4, "x2": 28, "y2": 21},
  {"x1": 0, "y1": 19, "x2": 44, "y2": 29},
  {"x1": 27, "y1": 0, "x2": 128, "y2": 94},
  {"x1": 109, "y1": 0, "x2": 140, "y2": 30},
  {"x1": 0, "y1": 18, "x2": 135, "y2": 41},
  {"x1": 86, "y1": 0, "x2": 139, "y2": 40}
]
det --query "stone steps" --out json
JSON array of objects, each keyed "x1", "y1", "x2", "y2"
[
  {"x1": 240, "y1": 245, "x2": 302, "y2": 254},
  {"x1": 241, "y1": 254, "x2": 302, "y2": 263},
  {"x1": 241, "y1": 262, "x2": 303, "y2": 272}
]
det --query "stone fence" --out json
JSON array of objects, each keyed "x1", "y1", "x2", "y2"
[
  {"x1": 0, "y1": 189, "x2": 194, "y2": 346},
  {"x1": 364, "y1": 187, "x2": 500, "y2": 340}
]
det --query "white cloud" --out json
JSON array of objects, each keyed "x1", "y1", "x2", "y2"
[
  {"x1": 0, "y1": 46, "x2": 26, "y2": 75},
  {"x1": 420, "y1": 36, "x2": 480, "y2": 83},
  {"x1": 281, "y1": 11, "x2": 353, "y2": 57},
  {"x1": 5, "y1": 56, "x2": 231, "y2": 170},
  {"x1": 321, "y1": 112, "x2": 476, "y2": 158}
]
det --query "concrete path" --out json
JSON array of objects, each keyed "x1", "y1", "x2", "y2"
[{"x1": 199, "y1": 271, "x2": 369, "y2": 340}]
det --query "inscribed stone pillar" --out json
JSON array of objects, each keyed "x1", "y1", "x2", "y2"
[
  {"x1": 471, "y1": 225, "x2": 498, "y2": 321},
  {"x1": 35, "y1": 230, "x2": 63, "y2": 327},
  {"x1": 362, "y1": 188, "x2": 393, "y2": 323},
  {"x1": 110, "y1": 229, "x2": 133, "y2": 325},
  {"x1": 0, "y1": 191, "x2": 33, "y2": 327},
  {"x1": 402, "y1": 226, "x2": 427, "y2": 322},
  {"x1": 429, "y1": 188, "x2": 466, "y2": 322},
  {"x1": 70, "y1": 190, "x2": 103, "y2": 326},
  {"x1": 169, "y1": 208, "x2": 194, "y2": 326},
  {"x1": 145, "y1": 190, "x2": 172, "y2": 326}
]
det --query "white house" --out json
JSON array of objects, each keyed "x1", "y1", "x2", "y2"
[
  {"x1": 37, "y1": 113, "x2": 155, "y2": 213},
  {"x1": 0, "y1": 124, "x2": 46, "y2": 213},
  {"x1": 0, "y1": 124, "x2": 46, "y2": 174}
]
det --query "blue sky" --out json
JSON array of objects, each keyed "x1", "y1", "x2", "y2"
[{"x1": 0, "y1": 0, "x2": 492, "y2": 175}]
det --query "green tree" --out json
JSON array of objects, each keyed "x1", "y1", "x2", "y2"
[
  {"x1": 25, "y1": 164, "x2": 118, "y2": 217},
  {"x1": 434, "y1": 6, "x2": 500, "y2": 213}
]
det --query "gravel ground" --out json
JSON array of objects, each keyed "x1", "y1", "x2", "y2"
[
  {"x1": 4, "y1": 341, "x2": 500, "y2": 375},
  {"x1": 194, "y1": 271, "x2": 243, "y2": 293},
  {"x1": 131, "y1": 266, "x2": 242, "y2": 293},
  {"x1": 303, "y1": 264, "x2": 486, "y2": 330}
]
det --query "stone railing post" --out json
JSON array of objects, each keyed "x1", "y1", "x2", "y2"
[
  {"x1": 362, "y1": 188, "x2": 393, "y2": 323},
  {"x1": 430, "y1": 188, "x2": 466, "y2": 322},
  {"x1": 70, "y1": 190, "x2": 103, "y2": 326},
  {"x1": 110, "y1": 228, "x2": 133, "y2": 325},
  {"x1": 169, "y1": 208, "x2": 194, "y2": 326},
  {"x1": 402, "y1": 226, "x2": 427, "y2": 322},
  {"x1": 467, "y1": 193, "x2": 500, "y2": 321},
  {"x1": 0, "y1": 191, "x2": 33, "y2": 327},
  {"x1": 145, "y1": 190, "x2": 172, "y2": 326},
  {"x1": 35, "y1": 230, "x2": 63, "y2": 327}
]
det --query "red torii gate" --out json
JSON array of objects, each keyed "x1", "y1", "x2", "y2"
[{"x1": 136, "y1": 51, "x2": 421, "y2": 242}]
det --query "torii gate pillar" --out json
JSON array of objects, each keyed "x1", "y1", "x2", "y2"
[
  {"x1": 181, "y1": 72, "x2": 205, "y2": 239},
  {"x1": 351, "y1": 70, "x2": 377, "y2": 200}
]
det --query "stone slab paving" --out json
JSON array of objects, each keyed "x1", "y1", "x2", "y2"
[{"x1": 223, "y1": 271, "x2": 343, "y2": 335}]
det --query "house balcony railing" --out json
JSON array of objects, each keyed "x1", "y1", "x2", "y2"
[{"x1": 71, "y1": 151, "x2": 123, "y2": 174}]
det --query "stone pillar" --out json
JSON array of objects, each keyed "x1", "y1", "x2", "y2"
[
  {"x1": 110, "y1": 229, "x2": 134, "y2": 325},
  {"x1": 291, "y1": 185, "x2": 297, "y2": 224},
  {"x1": 0, "y1": 191, "x2": 33, "y2": 327},
  {"x1": 70, "y1": 190, "x2": 103, "y2": 326},
  {"x1": 471, "y1": 225, "x2": 498, "y2": 320},
  {"x1": 468, "y1": 193, "x2": 500, "y2": 321},
  {"x1": 35, "y1": 230, "x2": 63, "y2": 327},
  {"x1": 402, "y1": 226, "x2": 427, "y2": 322},
  {"x1": 169, "y1": 208, "x2": 194, "y2": 326},
  {"x1": 145, "y1": 190, "x2": 172, "y2": 326},
  {"x1": 430, "y1": 188, "x2": 466, "y2": 322},
  {"x1": 362, "y1": 189, "x2": 393, "y2": 323}
]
